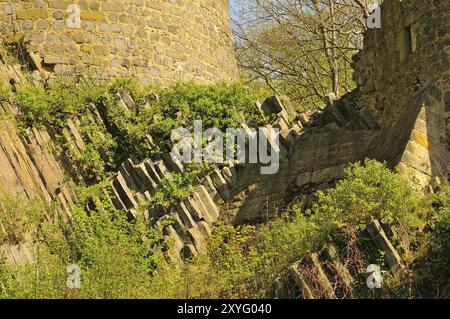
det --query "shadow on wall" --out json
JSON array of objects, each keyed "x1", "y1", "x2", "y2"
[{"x1": 221, "y1": 96, "x2": 380, "y2": 225}]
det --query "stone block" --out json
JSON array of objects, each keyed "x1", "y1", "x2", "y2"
[
  {"x1": 43, "y1": 55, "x2": 74, "y2": 65},
  {"x1": 288, "y1": 261, "x2": 315, "y2": 299},
  {"x1": 304, "y1": 253, "x2": 336, "y2": 299},
  {"x1": 176, "y1": 203, "x2": 197, "y2": 229},
  {"x1": 161, "y1": 153, "x2": 184, "y2": 174},
  {"x1": 143, "y1": 160, "x2": 163, "y2": 183},
  {"x1": 221, "y1": 166, "x2": 237, "y2": 189},
  {"x1": 366, "y1": 219, "x2": 406, "y2": 278},
  {"x1": 81, "y1": 10, "x2": 105, "y2": 21},
  {"x1": 209, "y1": 169, "x2": 231, "y2": 201},
  {"x1": 262, "y1": 95, "x2": 283, "y2": 115},
  {"x1": 16, "y1": 9, "x2": 48, "y2": 19},
  {"x1": 198, "y1": 221, "x2": 213, "y2": 237},
  {"x1": 322, "y1": 244, "x2": 353, "y2": 293},
  {"x1": 182, "y1": 244, "x2": 197, "y2": 259},
  {"x1": 112, "y1": 172, "x2": 138, "y2": 211},
  {"x1": 187, "y1": 227, "x2": 205, "y2": 251},
  {"x1": 184, "y1": 197, "x2": 204, "y2": 223},
  {"x1": 196, "y1": 185, "x2": 220, "y2": 221}
]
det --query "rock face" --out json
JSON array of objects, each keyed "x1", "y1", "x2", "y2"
[
  {"x1": 0, "y1": 61, "x2": 76, "y2": 264},
  {"x1": 0, "y1": 61, "x2": 75, "y2": 209},
  {"x1": 0, "y1": 0, "x2": 238, "y2": 85},
  {"x1": 104, "y1": 157, "x2": 225, "y2": 261}
]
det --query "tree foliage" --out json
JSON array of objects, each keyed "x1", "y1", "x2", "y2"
[{"x1": 234, "y1": 0, "x2": 375, "y2": 109}]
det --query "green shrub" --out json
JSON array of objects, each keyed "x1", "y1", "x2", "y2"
[
  {"x1": 14, "y1": 85, "x2": 53, "y2": 129},
  {"x1": 0, "y1": 195, "x2": 67, "y2": 298},
  {"x1": 0, "y1": 41, "x2": 20, "y2": 65},
  {"x1": 0, "y1": 83, "x2": 11, "y2": 102},
  {"x1": 13, "y1": 78, "x2": 263, "y2": 182},
  {"x1": 148, "y1": 160, "x2": 431, "y2": 298},
  {"x1": 149, "y1": 170, "x2": 199, "y2": 208},
  {"x1": 0, "y1": 189, "x2": 166, "y2": 299},
  {"x1": 310, "y1": 159, "x2": 426, "y2": 236},
  {"x1": 2, "y1": 160, "x2": 448, "y2": 299},
  {"x1": 0, "y1": 194, "x2": 52, "y2": 245},
  {"x1": 63, "y1": 200, "x2": 163, "y2": 298}
]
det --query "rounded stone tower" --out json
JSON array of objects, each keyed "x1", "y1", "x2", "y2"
[{"x1": 0, "y1": 0, "x2": 238, "y2": 85}]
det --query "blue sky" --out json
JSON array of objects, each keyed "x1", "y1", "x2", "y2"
[
  {"x1": 229, "y1": 0, "x2": 244, "y2": 22},
  {"x1": 229, "y1": 0, "x2": 237, "y2": 20}
]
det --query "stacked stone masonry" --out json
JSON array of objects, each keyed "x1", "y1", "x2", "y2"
[
  {"x1": 0, "y1": 0, "x2": 238, "y2": 85},
  {"x1": 353, "y1": 0, "x2": 450, "y2": 188}
]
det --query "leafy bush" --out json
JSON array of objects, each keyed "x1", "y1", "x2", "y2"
[
  {"x1": 414, "y1": 186, "x2": 450, "y2": 297},
  {"x1": 0, "y1": 40, "x2": 20, "y2": 65},
  {"x1": 0, "y1": 82, "x2": 11, "y2": 102},
  {"x1": 310, "y1": 159, "x2": 426, "y2": 236},
  {"x1": 0, "y1": 189, "x2": 166, "y2": 299},
  {"x1": 63, "y1": 200, "x2": 163, "y2": 298},
  {"x1": 147, "y1": 160, "x2": 432, "y2": 298},
  {"x1": 14, "y1": 85, "x2": 53, "y2": 129},
  {"x1": 13, "y1": 78, "x2": 263, "y2": 182},
  {"x1": 150, "y1": 82, "x2": 264, "y2": 140},
  {"x1": 150, "y1": 171, "x2": 198, "y2": 208},
  {"x1": 14, "y1": 81, "x2": 105, "y2": 130},
  {"x1": 2, "y1": 159, "x2": 438, "y2": 299},
  {"x1": 0, "y1": 194, "x2": 53, "y2": 245}
]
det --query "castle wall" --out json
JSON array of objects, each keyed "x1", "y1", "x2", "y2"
[
  {"x1": 353, "y1": 0, "x2": 450, "y2": 187},
  {"x1": 0, "y1": 0, "x2": 238, "y2": 85}
]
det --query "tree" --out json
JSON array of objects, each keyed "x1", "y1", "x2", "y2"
[{"x1": 233, "y1": 0, "x2": 376, "y2": 109}]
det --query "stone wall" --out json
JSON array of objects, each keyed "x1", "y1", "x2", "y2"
[
  {"x1": 0, "y1": 0, "x2": 238, "y2": 85},
  {"x1": 353, "y1": 0, "x2": 450, "y2": 188}
]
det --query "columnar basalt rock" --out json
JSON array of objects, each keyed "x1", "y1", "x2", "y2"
[
  {"x1": 0, "y1": 0, "x2": 238, "y2": 85},
  {"x1": 0, "y1": 0, "x2": 449, "y2": 263},
  {"x1": 276, "y1": 219, "x2": 407, "y2": 299}
]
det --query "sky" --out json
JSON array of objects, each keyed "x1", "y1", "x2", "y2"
[
  {"x1": 229, "y1": 0, "x2": 238, "y2": 20},
  {"x1": 229, "y1": 0, "x2": 247, "y2": 23}
]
